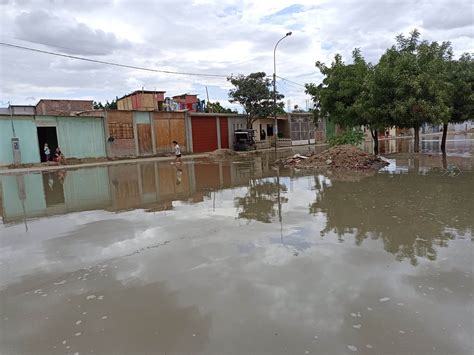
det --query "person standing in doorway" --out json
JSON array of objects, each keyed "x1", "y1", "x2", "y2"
[
  {"x1": 44, "y1": 143, "x2": 50, "y2": 162},
  {"x1": 173, "y1": 141, "x2": 182, "y2": 164}
]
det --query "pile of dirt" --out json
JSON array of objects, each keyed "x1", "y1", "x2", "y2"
[
  {"x1": 278, "y1": 145, "x2": 388, "y2": 171},
  {"x1": 209, "y1": 149, "x2": 238, "y2": 157}
]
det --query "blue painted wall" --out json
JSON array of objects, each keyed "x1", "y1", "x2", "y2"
[
  {"x1": 56, "y1": 117, "x2": 106, "y2": 159},
  {"x1": 134, "y1": 111, "x2": 151, "y2": 124},
  {"x1": 0, "y1": 117, "x2": 40, "y2": 165}
]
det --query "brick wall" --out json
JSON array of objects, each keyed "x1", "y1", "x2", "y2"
[
  {"x1": 106, "y1": 110, "x2": 136, "y2": 158},
  {"x1": 36, "y1": 100, "x2": 93, "y2": 116}
]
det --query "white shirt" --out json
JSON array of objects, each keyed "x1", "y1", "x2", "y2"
[{"x1": 175, "y1": 144, "x2": 181, "y2": 156}]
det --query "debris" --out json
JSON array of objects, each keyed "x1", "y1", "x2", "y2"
[{"x1": 277, "y1": 145, "x2": 388, "y2": 171}]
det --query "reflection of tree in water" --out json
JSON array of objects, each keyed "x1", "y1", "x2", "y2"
[
  {"x1": 310, "y1": 172, "x2": 473, "y2": 265},
  {"x1": 235, "y1": 179, "x2": 288, "y2": 223}
]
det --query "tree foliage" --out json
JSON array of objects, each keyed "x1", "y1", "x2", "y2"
[
  {"x1": 94, "y1": 98, "x2": 118, "y2": 110},
  {"x1": 206, "y1": 101, "x2": 237, "y2": 114},
  {"x1": 306, "y1": 29, "x2": 469, "y2": 154},
  {"x1": 228, "y1": 72, "x2": 284, "y2": 128},
  {"x1": 376, "y1": 30, "x2": 452, "y2": 151}
]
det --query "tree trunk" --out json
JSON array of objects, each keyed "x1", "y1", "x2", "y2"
[
  {"x1": 442, "y1": 151, "x2": 447, "y2": 170},
  {"x1": 247, "y1": 120, "x2": 253, "y2": 129},
  {"x1": 370, "y1": 128, "x2": 379, "y2": 155},
  {"x1": 441, "y1": 123, "x2": 448, "y2": 154},
  {"x1": 413, "y1": 124, "x2": 420, "y2": 153}
]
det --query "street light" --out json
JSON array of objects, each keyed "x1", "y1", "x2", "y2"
[{"x1": 273, "y1": 31, "x2": 292, "y2": 154}]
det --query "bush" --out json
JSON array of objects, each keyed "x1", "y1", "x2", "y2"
[{"x1": 327, "y1": 129, "x2": 365, "y2": 147}]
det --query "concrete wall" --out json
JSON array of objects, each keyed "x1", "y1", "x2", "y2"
[
  {"x1": 252, "y1": 118, "x2": 274, "y2": 141},
  {"x1": 0, "y1": 116, "x2": 40, "y2": 165}
]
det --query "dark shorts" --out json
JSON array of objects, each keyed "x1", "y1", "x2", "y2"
[{"x1": 176, "y1": 154, "x2": 182, "y2": 158}]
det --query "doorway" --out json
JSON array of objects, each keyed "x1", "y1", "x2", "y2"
[{"x1": 37, "y1": 127, "x2": 58, "y2": 162}]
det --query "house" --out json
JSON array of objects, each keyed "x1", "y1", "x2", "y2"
[
  {"x1": 117, "y1": 90, "x2": 166, "y2": 111},
  {"x1": 250, "y1": 113, "x2": 322, "y2": 147},
  {"x1": 0, "y1": 102, "x2": 107, "y2": 166},
  {"x1": 101, "y1": 110, "x2": 191, "y2": 157},
  {"x1": 172, "y1": 94, "x2": 197, "y2": 111}
]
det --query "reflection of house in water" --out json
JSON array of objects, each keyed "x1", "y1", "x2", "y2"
[{"x1": 0, "y1": 156, "x2": 280, "y2": 225}]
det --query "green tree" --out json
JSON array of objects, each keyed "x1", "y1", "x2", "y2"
[
  {"x1": 105, "y1": 98, "x2": 118, "y2": 109},
  {"x1": 93, "y1": 101, "x2": 104, "y2": 109},
  {"x1": 442, "y1": 53, "x2": 474, "y2": 152},
  {"x1": 228, "y1": 72, "x2": 284, "y2": 129},
  {"x1": 93, "y1": 98, "x2": 118, "y2": 110},
  {"x1": 306, "y1": 49, "x2": 384, "y2": 152},
  {"x1": 207, "y1": 101, "x2": 237, "y2": 114},
  {"x1": 377, "y1": 30, "x2": 451, "y2": 152}
]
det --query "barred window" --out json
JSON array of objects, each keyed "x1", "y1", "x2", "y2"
[{"x1": 109, "y1": 122, "x2": 134, "y2": 139}]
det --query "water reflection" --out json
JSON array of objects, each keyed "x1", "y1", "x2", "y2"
[
  {"x1": 310, "y1": 172, "x2": 473, "y2": 265},
  {"x1": 1, "y1": 151, "x2": 473, "y2": 355},
  {"x1": 1, "y1": 154, "x2": 472, "y2": 267},
  {"x1": 235, "y1": 178, "x2": 288, "y2": 224}
]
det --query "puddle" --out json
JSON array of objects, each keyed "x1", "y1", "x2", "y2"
[{"x1": 0, "y1": 142, "x2": 473, "y2": 354}]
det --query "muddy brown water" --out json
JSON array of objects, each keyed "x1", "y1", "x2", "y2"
[{"x1": 0, "y1": 137, "x2": 473, "y2": 355}]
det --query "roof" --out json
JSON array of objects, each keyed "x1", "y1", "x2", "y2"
[
  {"x1": 118, "y1": 90, "x2": 166, "y2": 101},
  {"x1": 36, "y1": 99, "x2": 93, "y2": 103},
  {"x1": 172, "y1": 94, "x2": 197, "y2": 99}
]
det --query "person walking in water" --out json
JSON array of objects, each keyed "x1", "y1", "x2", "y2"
[
  {"x1": 173, "y1": 140, "x2": 182, "y2": 164},
  {"x1": 43, "y1": 143, "x2": 50, "y2": 162}
]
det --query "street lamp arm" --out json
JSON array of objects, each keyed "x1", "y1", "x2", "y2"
[{"x1": 273, "y1": 32, "x2": 292, "y2": 75}]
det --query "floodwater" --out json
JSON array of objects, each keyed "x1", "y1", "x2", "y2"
[{"x1": 1, "y1": 140, "x2": 473, "y2": 355}]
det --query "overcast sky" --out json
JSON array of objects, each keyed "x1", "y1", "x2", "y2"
[{"x1": 0, "y1": 0, "x2": 473, "y2": 111}]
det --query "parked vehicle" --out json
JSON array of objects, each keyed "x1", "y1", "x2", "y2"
[{"x1": 233, "y1": 129, "x2": 257, "y2": 151}]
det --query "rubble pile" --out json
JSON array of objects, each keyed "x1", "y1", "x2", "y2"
[{"x1": 278, "y1": 145, "x2": 388, "y2": 171}]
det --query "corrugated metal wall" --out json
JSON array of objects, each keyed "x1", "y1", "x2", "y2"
[
  {"x1": 191, "y1": 117, "x2": 218, "y2": 152},
  {"x1": 56, "y1": 117, "x2": 106, "y2": 158}
]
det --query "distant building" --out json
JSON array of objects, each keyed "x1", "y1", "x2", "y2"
[
  {"x1": 117, "y1": 90, "x2": 166, "y2": 111},
  {"x1": 448, "y1": 120, "x2": 473, "y2": 132},
  {"x1": 36, "y1": 99, "x2": 94, "y2": 116},
  {"x1": 0, "y1": 105, "x2": 36, "y2": 116},
  {"x1": 172, "y1": 94, "x2": 199, "y2": 111}
]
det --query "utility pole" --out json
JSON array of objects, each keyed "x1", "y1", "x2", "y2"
[
  {"x1": 273, "y1": 32, "x2": 292, "y2": 154},
  {"x1": 206, "y1": 86, "x2": 211, "y2": 112}
]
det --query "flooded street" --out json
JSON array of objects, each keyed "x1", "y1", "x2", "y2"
[{"x1": 1, "y1": 139, "x2": 473, "y2": 354}]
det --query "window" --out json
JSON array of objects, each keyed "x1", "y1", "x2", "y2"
[
  {"x1": 109, "y1": 122, "x2": 134, "y2": 139},
  {"x1": 267, "y1": 124, "x2": 274, "y2": 136}
]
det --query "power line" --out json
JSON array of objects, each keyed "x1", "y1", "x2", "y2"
[
  {"x1": 276, "y1": 75, "x2": 307, "y2": 88},
  {"x1": 0, "y1": 42, "x2": 229, "y2": 78}
]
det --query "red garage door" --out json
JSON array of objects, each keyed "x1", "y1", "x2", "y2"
[
  {"x1": 191, "y1": 117, "x2": 218, "y2": 152},
  {"x1": 219, "y1": 118, "x2": 229, "y2": 149}
]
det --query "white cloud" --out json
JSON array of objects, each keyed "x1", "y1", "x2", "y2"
[{"x1": 0, "y1": 0, "x2": 473, "y2": 109}]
